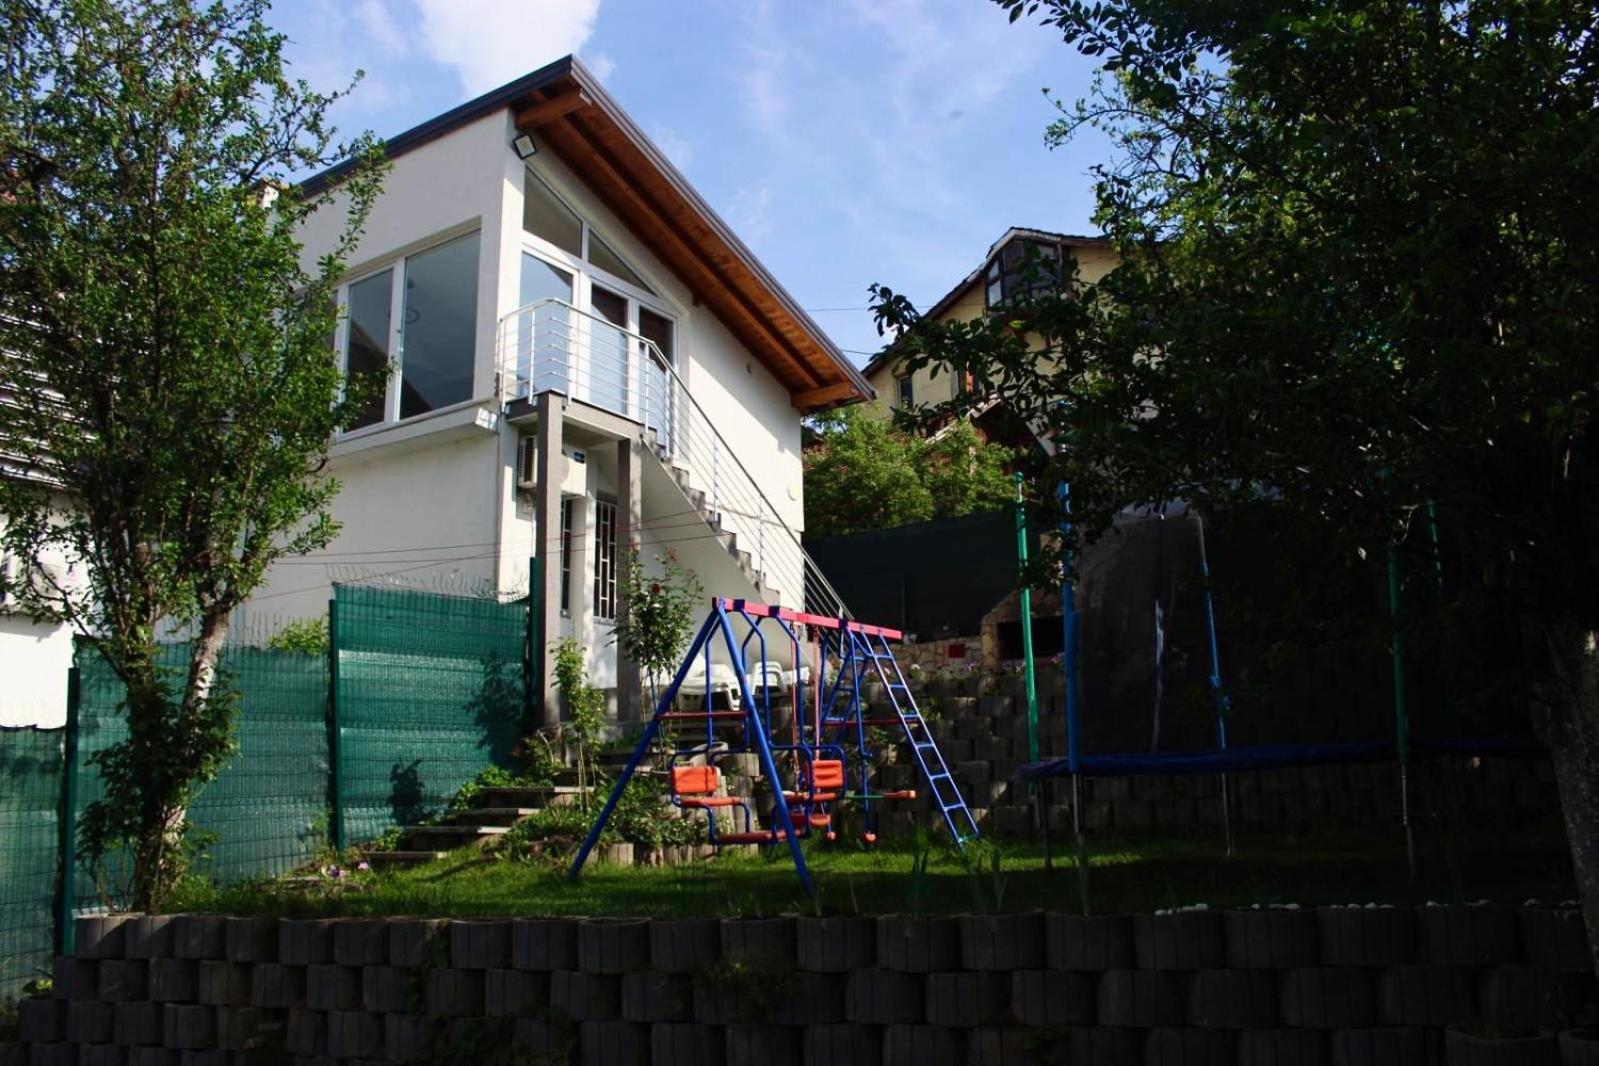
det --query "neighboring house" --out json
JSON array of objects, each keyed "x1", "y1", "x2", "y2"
[
  {"x1": 862, "y1": 227, "x2": 1117, "y2": 434},
  {"x1": 246, "y1": 56, "x2": 869, "y2": 719},
  {"x1": 0, "y1": 532, "x2": 79, "y2": 728}
]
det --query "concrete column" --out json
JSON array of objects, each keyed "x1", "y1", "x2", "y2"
[
  {"x1": 615, "y1": 436, "x2": 644, "y2": 721},
  {"x1": 533, "y1": 393, "x2": 565, "y2": 725}
]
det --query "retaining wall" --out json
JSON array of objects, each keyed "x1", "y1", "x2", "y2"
[{"x1": 5, "y1": 905, "x2": 1592, "y2": 1064}]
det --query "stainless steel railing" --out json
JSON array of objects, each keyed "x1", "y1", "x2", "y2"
[{"x1": 495, "y1": 299, "x2": 848, "y2": 618}]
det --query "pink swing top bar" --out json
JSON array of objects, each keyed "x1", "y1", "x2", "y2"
[{"x1": 715, "y1": 598, "x2": 904, "y2": 641}]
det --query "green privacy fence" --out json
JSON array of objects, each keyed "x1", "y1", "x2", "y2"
[
  {"x1": 69, "y1": 645, "x2": 332, "y2": 918},
  {"x1": 0, "y1": 581, "x2": 533, "y2": 994},
  {"x1": 330, "y1": 584, "x2": 530, "y2": 847},
  {"x1": 0, "y1": 727, "x2": 63, "y2": 998}
]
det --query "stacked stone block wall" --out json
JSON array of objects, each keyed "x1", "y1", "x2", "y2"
[{"x1": 4, "y1": 906, "x2": 1592, "y2": 1064}]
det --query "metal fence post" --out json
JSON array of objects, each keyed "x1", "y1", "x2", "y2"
[
  {"x1": 534, "y1": 556, "x2": 546, "y2": 728},
  {"x1": 55, "y1": 663, "x2": 81, "y2": 956},
  {"x1": 327, "y1": 596, "x2": 344, "y2": 853}
]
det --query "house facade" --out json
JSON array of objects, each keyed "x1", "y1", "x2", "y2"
[
  {"x1": 247, "y1": 56, "x2": 870, "y2": 719},
  {"x1": 862, "y1": 227, "x2": 1117, "y2": 426}
]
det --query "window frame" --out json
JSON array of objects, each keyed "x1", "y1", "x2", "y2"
[
  {"x1": 895, "y1": 374, "x2": 915, "y2": 409},
  {"x1": 982, "y1": 238, "x2": 1067, "y2": 312},
  {"x1": 520, "y1": 165, "x2": 680, "y2": 354},
  {"x1": 592, "y1": 496, "x2": 619, "y2": 623},
  {"x1": 335, "y1": 228, "x2": 483, "y2": 436}
]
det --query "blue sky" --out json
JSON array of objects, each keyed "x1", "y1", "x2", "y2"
[{"x1": 272, "y1": 0, "x2": 1109, "y2": 365}]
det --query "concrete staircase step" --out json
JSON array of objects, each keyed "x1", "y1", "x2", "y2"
[
  {"x1": 404, "y1": 825, "x2": 509, "y2": 849},
  {"x1": 475, "y1": 785, "x2": 586, "y2": 807},
  {"x1": 448, "y1": 807, "x2": 539, "y2": 826}
]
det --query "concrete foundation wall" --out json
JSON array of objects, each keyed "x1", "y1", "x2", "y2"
[{"x1": 9, "y1": 906, "x2": 1592, "y2": 1064}]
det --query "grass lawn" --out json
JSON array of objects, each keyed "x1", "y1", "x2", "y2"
[{"x1": 170, "y1": 817, "x2": 1575, "y2": 919}]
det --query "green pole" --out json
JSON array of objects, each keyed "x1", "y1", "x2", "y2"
[
  {"x1": 1387, "y1": 544, "x2": 1415, "y2": 879},
  {"x1": 55, "y1": 663, "x2": 81, "y2": 956},
  {"x1": 1016, "y1": 473, "x2": 1040, "y2": 767},
  {"x1": 531, "y1": 553, "x2": 547, "y2": 727},
  {"x1": 1387, "y1": 545, "x2": 1410, "y2": 765},
  {"x1": 327, "y1": 596, "x2": 345, "y2": 853},
  {"x1": 526, "y1": 556, "x2": 540, "y2": 731}
]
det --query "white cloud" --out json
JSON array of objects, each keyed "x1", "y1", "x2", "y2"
[
  {"x1": 651, "y1": 125, "x2": 695, "y2": 171},
  {"x1": 726, "y1": 185, "x2": 774, "y2": 244},
  {"x1": 414, "y1": 0, "x2": 602, "y2": 97},
  {"x1": 583, "y1": 51, "x2": 617, "y2": 83}
]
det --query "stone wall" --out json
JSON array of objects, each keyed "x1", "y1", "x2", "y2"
[{"x1": 5, "y1": 906, "x2": 1592, "y2": 1064}]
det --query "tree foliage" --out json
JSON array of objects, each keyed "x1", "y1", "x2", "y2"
[
  {"x1": 0, "y1": 0, "x2": 384, "y2": 908},
  {"x1": 612, "y1": 546, "x2": 702, "y2": 711},
  {"x1": 803, "y1": 405, "x2": 1016, "y2": 537},
  {"x1": 874, "y1": 0, "x2": 1599, "y2": 971}
]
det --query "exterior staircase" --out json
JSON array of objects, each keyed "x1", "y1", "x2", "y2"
[
  {"x1": 658, "y1": 456, "x2": 778, "y2": 601},
  {"x1": 497, "y1": 296, "x2": 850, "y2": 619}
]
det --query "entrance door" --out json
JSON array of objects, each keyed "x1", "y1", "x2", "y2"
[
  {"x1": 639, "y1": 307, "x2": 674, "y2": 456},
  {"x1": 519, "y1": 252, "x2": 574, "y2": 398}
]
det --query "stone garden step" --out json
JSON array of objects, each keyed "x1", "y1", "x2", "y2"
[
  {"x1": 475, "y1": 785, "x2": 587, "y2": 808},
  {"x1": 448, "y1": 807, "x2": 540, "y2": 826},
  {"x1": 403, "y1": 825, "x2": 510, "y2": 850}
]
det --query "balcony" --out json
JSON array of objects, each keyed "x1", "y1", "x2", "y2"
[{"x1": 494, "y1": 298, "x2": 849, "y2": 619}]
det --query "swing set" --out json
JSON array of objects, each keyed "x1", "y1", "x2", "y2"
[{"x1": 568, "y1": 598, "x2": 981, "y2": 893}]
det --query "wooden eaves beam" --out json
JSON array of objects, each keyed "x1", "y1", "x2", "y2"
[
  {"x1": 543, "y1": 107, "x2": 827, "y2": 393},
  {"x1": 514, "y1": 89, "x2": 593, "y2": 129},
  {"x1": 790, "y1": 381, "x2": 862, "y2": 411}
]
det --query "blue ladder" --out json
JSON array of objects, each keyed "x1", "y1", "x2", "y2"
[{"x1": 833, "y1": 629, "x2": 981, "y2": 847}]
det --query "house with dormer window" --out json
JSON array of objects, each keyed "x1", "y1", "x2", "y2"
[{"x1": 862, "y1": 227, "x2": 1116, "y2": 431}]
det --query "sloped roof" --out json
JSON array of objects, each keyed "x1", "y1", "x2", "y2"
[{"x1": 302, "y1": 56, "x2": 871, "y2": 412}]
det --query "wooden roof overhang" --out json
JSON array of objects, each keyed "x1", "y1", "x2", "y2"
[{"x1": 304, "y1": 57, "x2": 871, "y2": 414}]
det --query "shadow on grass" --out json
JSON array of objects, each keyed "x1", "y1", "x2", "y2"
[{"x1": 170, "y1": 816, "x2": 1573, "y2": 920}]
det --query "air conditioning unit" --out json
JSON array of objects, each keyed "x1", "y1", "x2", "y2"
[
  {"x1": 516, "y1": 436, "x2": 537, "y2": 490},
  {"x1": 515, "y1": 437, "x2": 588, "y2": 496}
]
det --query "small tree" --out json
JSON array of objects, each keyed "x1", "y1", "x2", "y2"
[
  {"x1": 802, "y1": 405, "x2": 1015, "y2": 537},
  {"x1": 613, "y1": 546, "x2": 703, "y2": 715},
  {"x1": 0, "y1": 0, "x2": 384, "y2": 908},
  {"x1": 552, "y1": 638, "x2": 605, "y2": 807}
]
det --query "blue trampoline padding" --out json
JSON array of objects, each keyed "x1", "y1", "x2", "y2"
[{"x1": 1015, "y1": 735, "x2": 1544, "y2": 782}]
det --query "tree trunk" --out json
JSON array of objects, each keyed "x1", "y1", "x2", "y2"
[
  {"x1": 128, "y1": 611, "x2": 232, "y2": 912},
  {"x1": 1536, "y1": 623, "x2": 1599, "y2": 978}
]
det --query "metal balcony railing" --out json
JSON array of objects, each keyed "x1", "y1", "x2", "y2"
[{"x1": 496, "y1": 299, "x2": 849, "y2": 619}]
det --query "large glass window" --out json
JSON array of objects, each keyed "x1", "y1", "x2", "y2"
[
  {"x1": 344, "y1": 270, "x2": 392, "y2": 430},
  {"x1": 589, "y1": 285, "x2": 630, "y2": 414},
  {"x1": 588, "y1": 232, "x2": 652, "y2": 294},
  {"x1": 984, "y1": 238, "x2": 1065, "y2": 311},
  {"x1": 399, "y1": 232, "x2": 480, "y2": 420},
  {"x1": 523, "y1": 171, "x2": 583, "y2": 257},
  {"x1": 520, "y1": 253, "x2": 575, "y2": 398}
]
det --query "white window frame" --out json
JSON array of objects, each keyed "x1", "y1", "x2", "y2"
[
  {"x1": 335, "y1": 229, "x2": 482, "y2": 437},
  {"x1": 520, "y1": 165, "x2": 681, "y2": 369}
]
